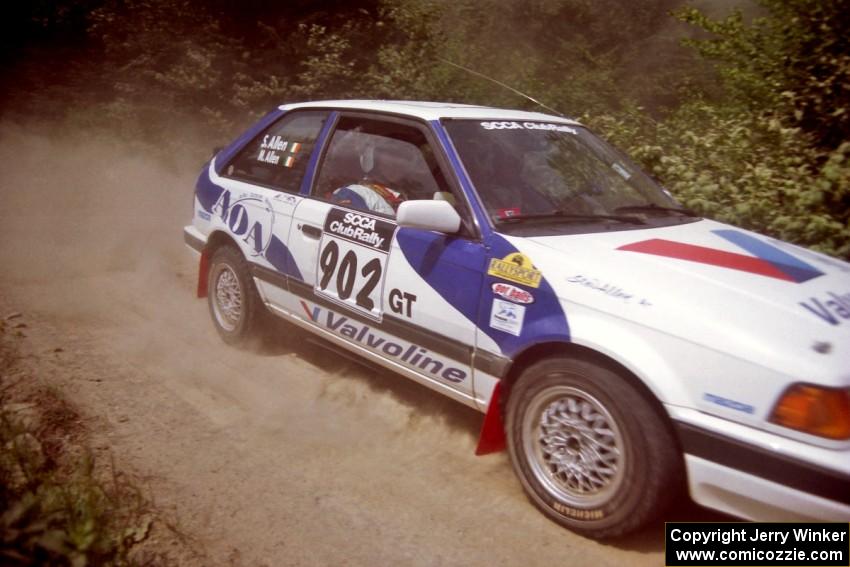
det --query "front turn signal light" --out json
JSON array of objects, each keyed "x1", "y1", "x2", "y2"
[{"x1": 769, "y1": 384, "x2": 850, "y2": 440}]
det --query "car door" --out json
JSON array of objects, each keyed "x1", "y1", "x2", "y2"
[
  {"x1": 217, "y1": 110, "x2": 330, "y2": 305},
  {"x1": 286, "y1": 113, "x2": 486, "y2": 403}
]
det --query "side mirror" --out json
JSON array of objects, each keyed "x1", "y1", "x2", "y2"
[{"x1": 396, "y1": 200, "x2": 461, "y2": 234}]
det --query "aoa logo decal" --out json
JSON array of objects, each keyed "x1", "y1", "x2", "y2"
[
  {"x1": 212, "y1": 190, "x2": 275, "y2": 257},
  {"x1": 618, "y1": 229, "x2": 824, "y2": 283}
]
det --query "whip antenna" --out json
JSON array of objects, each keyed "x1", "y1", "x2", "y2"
[{"x1": 438, "y1": 57, "x2": 565, "y2": 118}]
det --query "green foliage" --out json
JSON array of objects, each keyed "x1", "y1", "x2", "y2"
[
  {"x1": 363, "y1": 0, "x2": 688, "y2": 114},
  {"x1": 3, "y1": 0, "x2": 849, "y2": 257},
  {"x1": 0, "y1": 392, "x2": 152, "y2": 566},
  {"x1": 678, "y1": 0, "x2": 850, "y2": 150},
  {"x1": 588, "y1": 103, "x2": 850, "y2": 257}
]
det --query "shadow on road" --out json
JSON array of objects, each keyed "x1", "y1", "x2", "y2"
[{"x1": 254, "y1": 313, "x2": 737, "y2": 552}]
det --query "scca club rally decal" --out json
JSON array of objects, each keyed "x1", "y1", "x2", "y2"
[
  {"x1": 315, "y1": 208, "x2": 396, "y2": 321},
  {"x1": 324, "y1": 208, "x2": 394, "y2": 251}
]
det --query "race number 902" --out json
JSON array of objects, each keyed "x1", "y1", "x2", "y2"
[
  {"x1": 318, "y1": 239, "x2": 382, "y2": 311},
  {"x1": 315, "y1": 208, "x2": 395, "y2": 320}
]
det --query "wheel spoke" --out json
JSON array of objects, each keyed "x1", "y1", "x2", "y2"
[
  {"x1": 523, "y1": 385, "x2": 625, "y2": 508},
  {"x1": 212, "y1": 265, "x2": 243, "y2": 331}
]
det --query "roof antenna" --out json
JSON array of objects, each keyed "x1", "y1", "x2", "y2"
[{"x1": 438, "y1": 57, "x2": 566, "y2": 118}]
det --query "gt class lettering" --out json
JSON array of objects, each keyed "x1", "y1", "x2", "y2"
[{"x1": 388, "y1": 289, "x2": 417, "y2": 317}]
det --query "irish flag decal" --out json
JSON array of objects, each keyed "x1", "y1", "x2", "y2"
[{"x1": 618, "y1": 230, "x2": 823, "y2": 283}]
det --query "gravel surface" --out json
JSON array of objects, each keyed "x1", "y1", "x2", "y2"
[{"x1": 0, "y1": 122, "x2": 724, "y2": 566}]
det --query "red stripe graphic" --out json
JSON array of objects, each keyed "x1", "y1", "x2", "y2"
[
  {"x1": 300, "y1": 300, "x2": 315, "y2": 321},
  {"x1": 618, "y1": 239, "x2": 795, "y2": 281}
]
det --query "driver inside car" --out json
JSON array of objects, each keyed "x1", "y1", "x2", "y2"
[{"x1": 331, "y1": 144, "x2": 405, "y2": 215}]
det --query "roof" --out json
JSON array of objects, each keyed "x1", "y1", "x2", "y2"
[{"x1": 278, "y1": 99, "x2": 581, "y2": 124}]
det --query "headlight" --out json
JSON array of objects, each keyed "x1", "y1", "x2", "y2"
[{"x1": 769, "y1": 384, "x2": 850, "y2": 440}]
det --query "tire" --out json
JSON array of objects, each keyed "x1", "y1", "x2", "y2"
[
  {"x1": 207, "y1": 245, "x2": 267, "y2": 346},
  {"x1": 506, "y1": 355, "x2": 681, "y2": 539}
]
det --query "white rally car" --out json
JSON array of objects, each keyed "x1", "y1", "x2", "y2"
[{"x1": 184, "y1": 100, "x2": 850, "y2": 538}]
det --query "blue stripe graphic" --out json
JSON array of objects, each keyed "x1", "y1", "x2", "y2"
[
  {"x1": 713, "y1": 230, "x2": 823, "y2": 283},
  {"x1": 396, "y1": 229, "x2": 570, "y2": 357}
]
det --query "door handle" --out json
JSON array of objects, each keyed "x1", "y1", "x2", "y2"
[{"x1": 300, "y1": 224, "x2": 322, "y2": 239}]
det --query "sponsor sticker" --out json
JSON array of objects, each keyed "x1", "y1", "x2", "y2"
[
  {"x1": 299, "y1": 300, "x2": 466, "y2": 383},
  {"x1": 491, "y1": 282, "x2": 534, "y2": 304},
  {"x1": 323, "y1": 207, "x2": 395, "y2": 252},
  {"x1": 490, "y1": 298, "x2": 525, "y2": 336},
  {"x1": 497, "y1": 207, "x2": 521, "y2": 219},
  {"x1": 703, "y1": 393, "x2": 755, "y2": 414},
  {"x1": 799, "y1": 290, "x2": 850, "y2": 326},
  {"x1": 488, "y1": 253, "x2": 542, "y2": 288},
  {"x1": 316, "y1": 208, "x2": 396, "y2": 320}
]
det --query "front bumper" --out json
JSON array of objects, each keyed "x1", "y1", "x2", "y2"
[
  {"x1": 184, "y1": 225, "x2": 205, "y2": 254},
  {"x1": 669, "y1": 407, "x2": 850, "y2": 521}
]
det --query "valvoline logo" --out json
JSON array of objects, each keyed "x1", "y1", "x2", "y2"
[{"x1": 618, "y1": 229, "x2": 823, "y2": 283}]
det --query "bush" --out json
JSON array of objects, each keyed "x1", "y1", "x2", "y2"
[{"x1": 588, "y1": 103, "x2": 850, "y2": 257}]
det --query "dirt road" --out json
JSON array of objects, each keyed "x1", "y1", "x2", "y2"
[{"x1": 0, "y1": 122, "x2": 720, "y2": 566}]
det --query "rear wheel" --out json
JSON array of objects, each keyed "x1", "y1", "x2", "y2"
[
  {"x1": 207, "y1": 246, "x2": 266, "y2": 346},
  {"x1": 506, "y1": 355, "x2": 681, "y2": 538}
]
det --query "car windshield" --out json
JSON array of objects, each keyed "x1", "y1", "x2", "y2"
[{"x1": 443, "y1": 119, "x2": 692, "y2": 229}]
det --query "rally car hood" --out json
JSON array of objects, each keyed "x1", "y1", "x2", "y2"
[{"x1": 510, "y1": 219, "x2": 850, "y2": 385}]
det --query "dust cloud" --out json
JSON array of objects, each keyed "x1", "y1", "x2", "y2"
[
  {"x1": 0, "y1": 116, "x2": 480, "y2": 443},
  {"x1": 0, "y1": 121, "x2": 196, "y2": 284},
  {"x1": 0, "y1": 117, "x2": 706, "y2": 564}
]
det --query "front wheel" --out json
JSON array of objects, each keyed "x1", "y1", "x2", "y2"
[
  {"x1": 506, "y1": 355, "x2": 682, "y2": 538},
  {"x1": 207, "y1": 246, "x2": 267, "y2": 346}
]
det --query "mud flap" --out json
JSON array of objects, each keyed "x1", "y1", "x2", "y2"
[
  {"x1": 197, "y1": 249, "x2": 210, "y2": 298},
  {"x1": 475, "y1": 381, "x2": 506, "y2": 455}
]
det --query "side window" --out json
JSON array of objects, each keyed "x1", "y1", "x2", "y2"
[
  {"x1": 225, "y1": 111, "x2": 328, "y2": 192},
  {"x1": 314, "y1": 117, "x2": 455, "y2": 218}
]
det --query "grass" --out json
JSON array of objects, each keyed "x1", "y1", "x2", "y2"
[{"x1": 0, "y1": 319, "x2": 163, "y2": 566}]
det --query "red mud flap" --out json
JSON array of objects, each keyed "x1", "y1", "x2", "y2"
[
  {"x1": 475, "y1": 381, "x2": 506, "y2": 455},
  {"x1": 197, "y1": 249, "x2": 210, "y2": 298}
]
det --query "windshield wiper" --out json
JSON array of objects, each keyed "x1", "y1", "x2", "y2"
[
  {"x1": 614, "y1": 203, "x2": 698, "y2": 216},
  {"x1": 495, "y1": 210, "x2": 645, "y2": 225}
]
